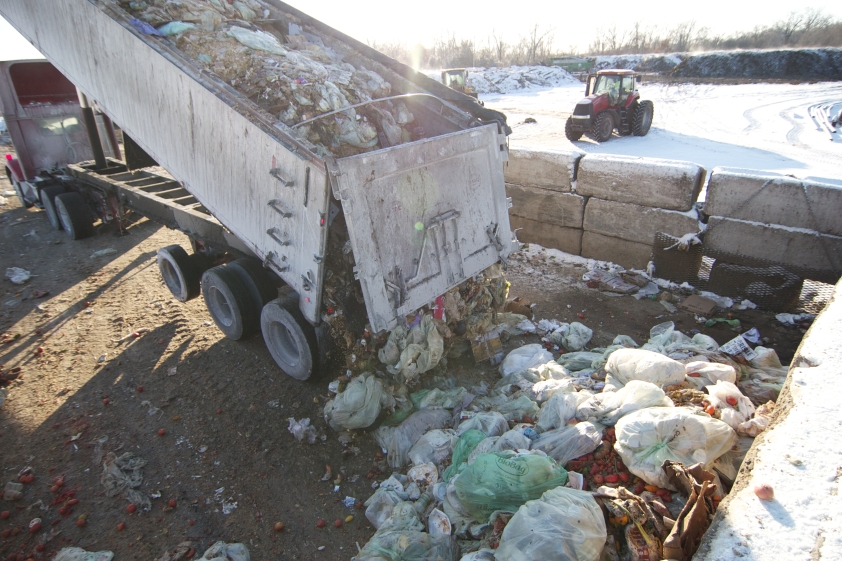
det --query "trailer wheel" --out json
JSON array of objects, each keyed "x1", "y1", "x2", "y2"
[
  {"x1": 40, "y1": 186, "x2": 66, "y2": 230},
  {"x1": 564, "y1": 117, "x2": 582, "y2": 141},
  {"x1": 55, "y1": 192, "x2": 95, "y2": 239},
  {"x1": 261, "y1": 295, "x2": 317, "y2": 381},
  {"x1": 588, "y1": 112, "x2": 613, "y2": 142},
  {"x1": 157, "y1": 245, "x2": 206, "y2": 302},
  {"x1": 633, "y1": 100, "x2": 654, "y2": 136},
  {"x1": 201, "y1": 265, "x2": 257, "y2": 340},
  {"x1": 227, "y1": 258, "x2": 278, "y2": 314}
]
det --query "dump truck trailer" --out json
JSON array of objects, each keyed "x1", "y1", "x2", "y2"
[{"x1": 0, "y1": 0, "x2": 516, "y2": 380}]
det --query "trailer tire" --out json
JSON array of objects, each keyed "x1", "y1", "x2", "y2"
[
  {"x1": 565, "y1": 117, "x2": 583, "y2": 141},
  {"x1": 587, "y1": 112, "x2": 613, "y2": 142},
  {"x1": 55, "y1": 192, "x2": 95, "y2": 239},
  {"x1": 261, "y1": 295, "x2": 317, "y2": 381},
  {"x1": 633, "y1": 100, "x2": 654, "y2": 136},
  {"x1": 228, "y1": 258, "x2": 278, "y2": 315},
  {"x1": 157, "y1": 245, "x2": 205, "y2": 302},
  {"x1": 201, "y1": 265, "x2": 256, "y2": 340},
  {"x1": 40, "y1": 186, "x2": 66, "y2": 230}
]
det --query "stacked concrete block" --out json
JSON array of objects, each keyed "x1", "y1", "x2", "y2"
[
  {"x1": 705, "y1": 169, "x2": 842, "y2": 276},
  {"x1": 505, "y1": 148, "x2": 583, "y2": 192},
  {"x1": 577, "y1": 154, "x2": 706, "y2": 269}
]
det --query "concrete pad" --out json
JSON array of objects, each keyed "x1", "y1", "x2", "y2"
[
  {"x1": 509, "y1": 215, "x2": 582, "y2": 255},
  {"x1": 705, "y1": 168, "x2": 842, "y2": 237},
  {"x1": 581, "y1": 231, "x2": 652, "y2": 269},
  {"x1": 583, "y1": 197, "x2": 700, "y2": 245},
  {"x1": 507, "y1": 184, "x2": 585, "y2": 229},
  {"x1": 705, "y1": 216, "x2": 842, "y2": 272},
  {"x1": 576, "y1": 154, "x2": 705, "y2": 211},
  {"x1": 504, "y1": 149, "x2": 582, "y2": 192}
]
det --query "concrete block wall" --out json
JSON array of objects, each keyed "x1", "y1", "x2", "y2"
[
  {"x1": 704, "y1": 169, "x2": 842, "y2": 274},
  {"x1": 506, "y1": 151, "x2": 705, "y2": 269}
]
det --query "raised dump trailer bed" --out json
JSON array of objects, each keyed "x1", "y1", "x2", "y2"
[{"x1": 0, "y1": 0, "x2": 516, "y2": 379}]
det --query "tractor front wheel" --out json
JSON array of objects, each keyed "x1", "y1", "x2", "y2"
[
  {"x1": 633, "y1": 100, "x2": 654, "y2": 136},
  {"x1": 588, "y1": 113, "x2": 613, "y2": 143},
  {"x1": 565, "y1": 117, "x2": 583, "y2": 141}
]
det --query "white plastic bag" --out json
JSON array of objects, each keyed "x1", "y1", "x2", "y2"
[
  {"x1": 55, "y1": 549, "x2": 114, "y2": 561},
  {"x1": 495, "y1": 486, "x2": 606, "y2": 561},
  {"x1": 287, "y1": 417, "x2": 317, "y2": 444},
  {"x1": 562, "y1": 322, "x2": 593, "y2": 352},
  {"x1": 706, "y1": 380, "x2": 756, "y2": 434},
  {"x1": 557, "y1": 352, "x2": 604, "y2": 372},
  {"x1": 364, "y1": 489, "x2": 406, "y2": 529},
  {"x1": 493, "y1": 429, "x2": 532, "y2": 453},
  {"x1": 576, "y1": 380, "x2": 673, "y2": 426},
  {"x1": 531, "y1": 422, "x2": 602, "y2": 467},
  {"x1": 226, "y1": 27, "x2": 286, "y2": 55},
  {"x1": 604, "y1": 348, "x2": 686, "y2": 391},
  {"x1": 456, "y1": 411, "x2": 509, "y2": 437},
  {"x1": 499, "y1": 344, "x2": 554, "y2": 377},
  {"x1": 750, "y1": 346, "x2": 784, "y2": 369},
  {"x1": 684, "y1": 361, "x2": 736, "y2": 389},
  {"x1": 614, "y1": 407, "x2": 737, "y2": 490},
  {"x1": 201, "y1": 542, "x2": 249, "y2": 561},
  {"x1": 323, "y1": 373, "x2": 384, "y2": 430},
  {"x1": 378, "y1": 315, "x2": 444, "y2": 383},
  {"x1": 493, "y1": 395, "x2": 539, "y2": 422},
  {"x1": 408, "y1": 429, "x2": 457, "y2": 466},
  {"x1": 374, "y1": 409, "x2": 452, "y2": 468},
  {"x1": 537, "y1": 392, "x2": 590, "y2": 432},
  {"x1": 529, "y1": 378, "x2": 577, "y2": 402}
]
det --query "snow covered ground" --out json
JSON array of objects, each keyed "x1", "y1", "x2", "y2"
[{"x1": 471, "y1": 68, "x2": 842, "y2": 188}]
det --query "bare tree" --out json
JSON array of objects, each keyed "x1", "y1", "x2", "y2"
[
  {"x1": 491, "y1": 29, "x2": 508, "y2": 65},
  {"x1": 519, "y1": 24, "x2": 555, "y2": 65},
  {"x1": 776, "y1": 11, "x2": 804, "y2": 45},
  {"x1": 670, "y1": 20, "x2": 697, "y2": 51}
]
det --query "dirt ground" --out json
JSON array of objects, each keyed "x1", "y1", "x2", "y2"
[{"x1": 0, "y1": 143, "x2": 809, "y2": 561}]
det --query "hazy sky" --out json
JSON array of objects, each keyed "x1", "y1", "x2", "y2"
[{"x1": 2, "y1": 2, "x2": 841, "y2": 61}]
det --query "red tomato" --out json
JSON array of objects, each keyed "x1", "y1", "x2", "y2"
[
  {"x1": 126, "y1": 504, "x2": 137, "y2": 514},
  {"x1": 168, "y1": 499, "x2": 177, "y2": 508},
  {"x1": 117, "y1": 522, "x2": 126, "y2": 531},
  {"x1": 604, "y1": 474, "x2": 619, "y2": 483},
  {"x1": 726, "y1": 396, "x2": 738, "y2": 406}
]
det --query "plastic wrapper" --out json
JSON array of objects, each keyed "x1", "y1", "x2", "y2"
[
  {"x1": 442, "y1": 430, "x2": 486, "y2": 482},
  {"x1": 287, "y1": 417, "x2": 317, "y2": 444},
  {"x1": 683, "y1": 361, "x2": 737, "y2": 390},
  {"x1": 499, "y1": 345, "x2": 554, "y2": 377},
  {"x1": 562, "y1": 322, "x2": 593, "y2": 351},
  {"x1": 454, "y1": 452, "x2": 568, "y2": 522},
  {"x1": 493, "y1": 395, "x2": 539, "y2": 422},
  {"x1": 604, "y1": 348, "x2": 686, "y2": 392},
  {"x1": 575, "y1": 380, "x2": 673, "y2": 426},
  {"x1": 323, "y1": 372, "x2": 384, "y2": 430},
  {"x1": 410, "y1": 387, "x2": 467, "y2": 409},
  {"x1": 614, "y1": 407, "x2": 737, "y2": 490},
  {"x1": 531, "y1": 422, "x2": 602, "y2": 466},
  {"x1": 536, "y1": 392, "x2": 590, "y2": 432},
  {"x1": 379, "y1": 315, "x2": 444, "y2": 384},
  {"x1": 200, "y1": 542, "x2": 249, "y2": 561},
  {"x1": 456, "y1": 411, "x2": 508, "y2": 437},
  {"x1": 408, "y1": 429, "x2": 458, "y2": 466},
  {"x1": 374, "y1": 409, "x2": 452, "y2": 468},
  {"x1": 495, "y1": 486, "x2": 606, "y2": 561}
]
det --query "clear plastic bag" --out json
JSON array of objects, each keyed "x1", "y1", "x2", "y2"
[
  {"x1": 575, "y1": 380, "x2": 673, "y2": 426},
  {"x1": 562, "y1": 322, "x2": 593, "y2": 352},
  {"x1": 374, "y1": 409, "x2": 452, "y2": 468},
  {"x1": 706, "y1": 380, "x2": 756, "y2": 434},
  {"x1": 410, "y1": 387, "x2": 467, "y2": 410},
  {"x1": 454, "y1": 452, "x2": 568, "y2": 522},
  {"x1": 200, "y1": 542, "x2": 249, "y2": 561},
  {"x1": 408, "y1": 429, "x2": 458, "y2": 466},
  {"x1": 614, "y1": 407, "x2": 737, "y2": 490},
  {"x1": 537, "y1": 392, "x2": 590, "y2": 432},
  {"x1": 493, "y1": 429, "x2": 532, "y2": 453},
  {"x1": 456, "y1": 411, "x2": 509, "y2": 437},
  {"x1": 442, "y1": 430, "x2": 487, "y2": 482},
  {"x1": 683, "y1": 361, "x2": 736, "y2": 390},
  {"x1": 323, "y1": 373, "x2": 384, "y2": 430},
  {"x1": 364, "y1": 488, "x2": 406, "y2": 529},
  {"x1": 356, "y1": 529, "x2": 459, "y2": 561},
  {"x1": 495, "y1": 486, "x2": 606, "y2": 561},
  {"x1": 499, "y1": 345, "x2": 554, "y2": 377},
  {"x1": 378, "y1": 315, "x2": 445, "y2": 384},
  {"x1": 466, "y1": 436, "x2": 499, "y2": 465},
  {"x1": 531, "y1": 422, "x2": 602, "y2": 466},
  {"x1": 557, "y1": 352, "x2": 604, "y2": 372},
  {"x1": 493, "y1": 395, "x2": 539, "y2": 422},
  {"x1": 604, "y1": 348, "x2": 686, "y2": 391}
]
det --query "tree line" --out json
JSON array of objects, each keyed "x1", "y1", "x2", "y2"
[{"x1": 370, "y1": 8, "x2": 842, "y2": 68}]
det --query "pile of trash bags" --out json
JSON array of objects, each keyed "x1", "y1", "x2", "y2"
[
  {"x1": 319, "y1": 314, "x2": 788, "y2": 561},
  {"x1": 118, "y1": 0, "x2": 421, "y2": 158}
]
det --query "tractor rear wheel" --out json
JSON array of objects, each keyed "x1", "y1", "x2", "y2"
[
  {"x1": 565, "y1": 117, "x2": 582, "y2": 141},
  {"x1": 633, "y1": 100, "x2": 654, "y2": 136},
  {"x1": 588, "y1": 113, "x2": 613, "y2": 143}
]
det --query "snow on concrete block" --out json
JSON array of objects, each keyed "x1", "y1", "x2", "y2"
[
  {"x1": 504, "y1": 149, "x2": 583, "y2": 193},
  {"x1": 510, "y1": 216, "x2": 582, "y2": 256},
  {"x1": 705, "y1": 217, "x2": 842, "y2": 273},
  {"x1": 507, "y1": 184, "x2": 585, "y2": 229},
  {"x1": 706, "y1": 168, "x2": 842, "y2": 237},
  {"x1": 581, "y1": 231, "x2": 652, "y2": 270},
  {"x1": 583, "y1": 198, "x2": 700, "y2": 245},
  {"x1": 576, "y1": 154, "x2": 705, "y2": 211}
]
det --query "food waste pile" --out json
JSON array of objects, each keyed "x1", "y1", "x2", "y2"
[{"x1": 120, "y1": 0, "x2": 422, "y2": 158}]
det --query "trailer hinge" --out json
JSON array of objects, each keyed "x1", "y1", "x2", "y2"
[
  {"x1": 300, "y1": 270, "x2": 315, "y2": 292},
  {"x1": 267, "y1": 199, "x2": 292, "y2": 218},
  {"x1": 269, "y1": 168, "x2": 294, "y2": 187},
  {"x1": 486, "y1": 223, "x2": 509, "y2": 269},
  {"x1": 264, "y1": 251, "x2": 289, "y2": 272},
  {"x1": 267, "y1": 227, "x2": 291, "y2": 246},
  {"x1": 313, "y1": 254, "x2": 324, "y2": 264}
]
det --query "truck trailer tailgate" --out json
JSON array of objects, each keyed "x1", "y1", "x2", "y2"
[{"x1": 333, "y1": 124, "x2": 514, "y2": 333}]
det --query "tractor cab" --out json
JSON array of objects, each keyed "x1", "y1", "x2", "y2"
[
  {"x1": 565, "y1": 69, "x2": 653, "y2": 142},
  {"x1": 441, "y1": 68, "x2": 480, "y2": 99}
]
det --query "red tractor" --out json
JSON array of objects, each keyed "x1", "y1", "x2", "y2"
[{"x1": 565, "y1": 69, "x2": 654, "y2": 142}]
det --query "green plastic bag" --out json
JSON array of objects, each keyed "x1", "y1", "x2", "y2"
[
  {"x1": 454, "y1": 451, "x2": 568, "y2": 522},
  {"x1": 442, "y1": 430, "x2": 486, "y2": 482}
]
